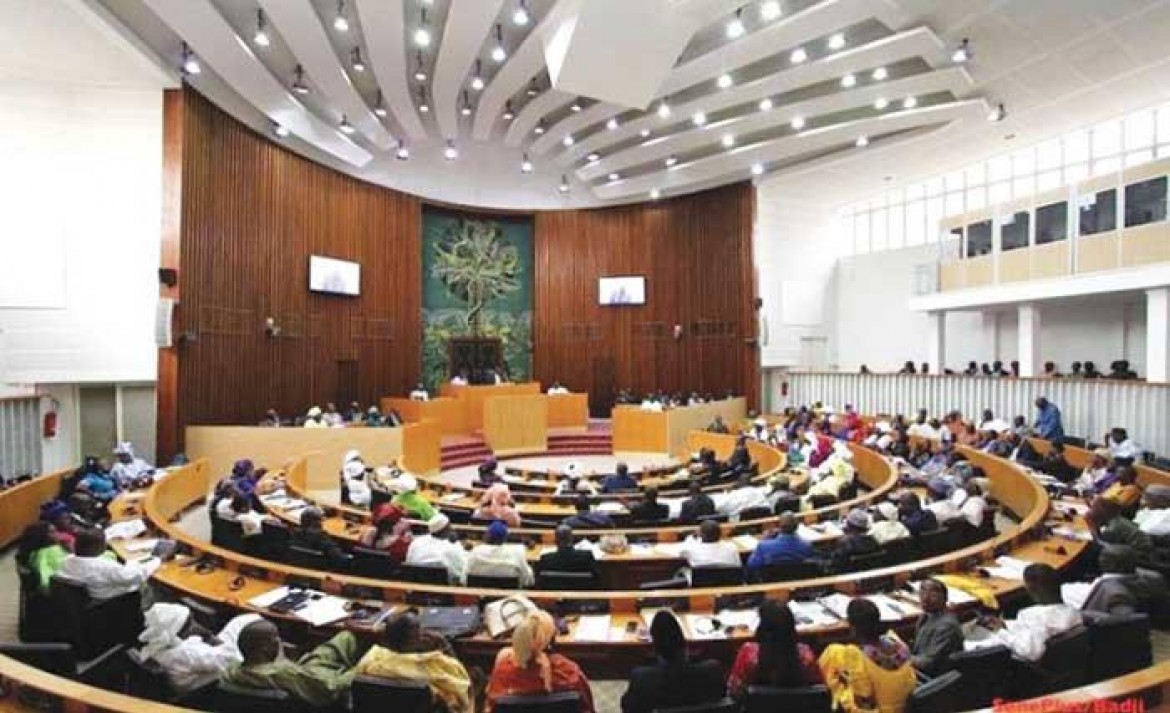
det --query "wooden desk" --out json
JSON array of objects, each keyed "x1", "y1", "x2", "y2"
[
  {"x1": 438, "y1": 382, "x2": 541, "y2": 432},
  {"x1": 1027, "y1": 437, "x2": 1170, "y2": 489},
  {"x1": 483, "y1": 395, "x2": 547, "y2": 456},
  {"x1": 381, "y1": 396, "x2": 466, "y2": 436},
  {"x1": 546, "y1": 393, "x2": 589, "y2": 429},
  {"x1": 0, "y1": 469, "x2": 67, "y2": 549},
  {"x1": 613, "y1": 399, "x2": 748, "y2": 455}
]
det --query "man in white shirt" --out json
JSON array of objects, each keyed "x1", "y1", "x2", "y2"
[
  {"x1": 980, "y1": 563, "x2": 1082, "y2": 662},
  {"x1": 405, "y1": 514, "x2": 468, "y2": 584},
  {"x1": 1135, "y1": 484, "x2": 1170, "y2": 537},
  {"x1": 978, "y1": 409, "x2": 1010, "y2": 435},
  {"x1": 925, "y1": 478, "x2": 962, "y2": 524},
  {"x1": 680, "y1": 520, "x2": 741, "y2": 577},
  {"x1": 215, "y1": 493, "x2": 268, "y2": 536},
  {"x1": 869, "y1": 502, "x2": 911, "y2": 544},
  {"x1": 136, "y1": 602, "x2": 261, "y2": 692},
  {"x1": 464, "y1": 521, "x2": 534, "y2": 586},
  {"x1": 713, "y1": 474, "x2": 773, "y2": 519},
  {"x1": 547, "y1": 382, "x2": 570, "y2": 395},
  {"x1": 58, "y1": 528, "x2": 160, "y2": 600},
  {"x1": 409, "y1": 383, "x2": 430, "y2": 402},
  {"x1": 109, "y1": 442, "x2": 156, "y2": 488},
  {"x1": 1105, "y1": 428, "x2": 1140, "y2": 461},
  {"x1": 957, "y1": 482, "x2": 989, "y2": 529},
  {"x1": 302, "y1": 406, "x2": 327, "y2": 428},
  {"x1": 322, "y1": 403, "x2": 344, "y2": 427},
  {"x1": 1076, "y1": 448, "x2": 1113, "y2": 494}
]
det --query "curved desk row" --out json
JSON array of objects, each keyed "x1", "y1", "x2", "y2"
[
  {"x1": 1026, "y1": 437, "x2": 1170, "y2": 489},
  {"x1": 0, "y1": 468, "x2": 69, "y2": 549}
]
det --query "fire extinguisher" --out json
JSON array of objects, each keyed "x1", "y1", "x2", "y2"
[
  {"x1": 43, "y1": 398, "x2": 59, "y2": 439},
  {"x1": 781, "y1": 381, "x2": 789, "y2": 397}
]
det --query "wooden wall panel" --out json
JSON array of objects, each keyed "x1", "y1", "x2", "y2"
[
  {"x1": 533, "y1": 183, "x2": 759, "y2": 414},
  {"x1": 172, "y1": 88, "x2": 421, "y2": 449}
]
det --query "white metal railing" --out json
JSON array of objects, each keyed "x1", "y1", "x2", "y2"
[{"x1": 778, "y1": 372, "x2": 1170, "y2": 455}]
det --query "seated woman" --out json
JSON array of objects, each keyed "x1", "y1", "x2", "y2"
[
  {"x1": 727, "y1": 600, "x2": 823, "y2": 698},
  {"x1": 215, "y1": 493, "x2": 268, "y2": 536},
  {"x1": 356, "y1": 611, "x2": 473, "y2": 713},
  {"x1": 390, "y1": 474, "x2": 437, "y2": 521},
  {"x1": 474, "y1": 483, "x2": 522, "y2": 528},
  {"x1": 17, "y1": 521, "x2": 70, "y2": 592},
  {"x1": 359, "y1": 503, "x2": 413, "y2": 564},
  {"x1": 819, "y1": 598, "x2": 915, "y2": 713},
  {"x1": 78, "y1": 462, "x2": 121, "y2": 503},
  {"x1": 485, "y1": 610, "x2": 594, "y2": 713},
  {"x1": 342, "y1": 451, "x2": 372, "y2": 508},
  {"x1": 621, "y1": 611, "x2": 725, "y2": 713}
]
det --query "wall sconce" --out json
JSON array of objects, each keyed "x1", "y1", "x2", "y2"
[{"x1": 673, "y1": 324, "x2": 683, "y2": 340}]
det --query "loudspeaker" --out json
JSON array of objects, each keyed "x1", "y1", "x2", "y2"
[{"x1": 158, "y1": 268, "x2": 178, "y2": 287}]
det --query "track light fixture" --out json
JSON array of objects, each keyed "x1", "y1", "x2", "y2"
[
  {"x1": 562, "y1": 135, "x2": 574, "y2": 147},
  {"x1": 789, "y1": 47, "x2": 807, "y2": 63},
  {"x1": 570, "y1": 102, "x2": 582, "y2": 112},
  {"x1": 874, "y1": 97, "x2": 889, "y2": 110},
  {"x1": 952, "y1": 37, "x2": 971, "y2": 63},
  {"x1": 491, "y1": 24, "x2": 507, "y2": 62},
  {"x1": 291, "y1": 64, "x2": 309, "y2": 94},
  {"x1": 351, "y1": 46, "x2": 365, "y2": 72},
  {"x1": 417, "y1": 86, "x2": 429, "y2": 113},
  {"x1": 759, "y1": 98, "x2": 773, "y2": 111},
  {"x1": 460, "y1": 90, "x2": 472, "y2": 116},
  {"x1": 396, "y1": 142, "x2": 410, "y2": 160},
  {"x1": 650, "y1": 188, "x2": 661, "y2": 199},
  {"x1": 339, "y1": 115, "x2": 355, "y2": 134},
  {"x1": 987, "y1": 103, "x2": 1006, "y2": 123},
  {"x1": 841, "y1": 73, "x2": 856, "y2": 88},
  {"x1": 640, "y1": 128, "x2": 651, "y2": 138},
  {"x1": 272, "y1": 122, "x2": 289, "y2": 138},
  {"x1": 721, "y1": 133, "x2": 735, "y2": 148},
  {"x1": 855, "y1": 135, "x2": 869, "y2": 147},
  {"x1": 521, "y1": 153, "x2": 533, "y2": 173},
  {"x1": 827, "y1": 32, "x2": 845, "y2": 50},
  {"x1": 587, "y1": 153, "x2": 600, "y2": 162},
  {"x1": 665, "y1": 156, "x2": 678, "y2": 167},
  {"x1": 253, "y1": 9, "x2": 270, "y2": 47},
  {"x1": 902, "y1": 96, "x2": 917, "y2": 109},
  {"x1": 872, "y1": 66, "x2": 888, "y2": 80},
  {"x1": 512, "y1": 0, "x2": 530, "y2": 26},
  {"x1": 692, "y1": 111, "x2": 707, "y2": 127},
  {"x1": 606, "y1": 117, "x2": 619, "y2": 130},
  {"x1": 790, "y1": 116, "x2": 805, "y2": 129},
  {"x1": 558, "y1": 175, "x2": 570, "y2": 194},
  {"x1": 534, "y1": 120, "x2": 545, "y2": 135},
  {"x1": 717, "y1": 73, "x2": 733, "y2": 89},
  {"x1": 180, "y1": 42, "x2": 201, "y2": 75},
  {"x1": 374, "y1": 90, "x2": 387, "y2": 117},
  {"x1": 444, "y1": 140, "x2": 458, "y2": 160},
  {"x1": 502, "y1": 101, "x2": 515, "y2": 121},
  {"x1": 608, "y1": 172, "x2": 620, "y2": 181},
  {"x1": 527, "y1": 78, "x2": 539, "y2": 97},
  {"x1": 471, "y1": 59, "x2": 484, "y2": 90},
  {"x1": 759, "y1": 1, "x2": 781, "y2": 21},
  {"x1": 414, "y1": 51, "x2": 427, "y2": 81},
  {"x1": 751, "y1": 163, "x2": 764, "y2": 176},
  {"x1": 333, "y1": 0, "x2": 349, "y2": 32},
  {"x1": 657, "y1": 102, "x2": 671, "y2": 119},
  {"x1": 725, "y1": 8, "x2": 745, "y2": 39},
  {"x1": 414, "y1": 8, "x2": 431, "y2": 47}
]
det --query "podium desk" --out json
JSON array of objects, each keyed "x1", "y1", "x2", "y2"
[
  {"x1": 546, "y1": 393, "x2": 589, "y2": 429},
  {"x1": 381, "y1": 396, "x2": 466, "y2": 436},
  {"x1": 613, "y1": 398, "x2": 747, "y2": 455},
  {"x1": 439, "y1": 382, "x2": 541, "y2": 432},
  {"x1": 484, "y1": 394, "x2": 548, "y2": 456}
]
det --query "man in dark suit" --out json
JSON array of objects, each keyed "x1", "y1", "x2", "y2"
[
  {"x1": 621, "y1": 611, "x2": 725, "y2": 713},
  {"x1": 536, "y1": 525, "x2": 598, "y2": 577},
  {"x1": 628, "y1": 486, "x2": 669, "y2": 523},
  {"x1": 678, "y1": 480, "x2": 715, "y2": 524},
  {"x1": 1081, "y1": 545, "x2": 1168, "y2": 621}
]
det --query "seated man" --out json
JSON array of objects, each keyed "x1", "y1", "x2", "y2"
[
  {"x1": 1065, "y1": 545, "x2": 1168, "y2": 620},
  {"x1": 356, "y1": 612, "x2": 473, "y2": 713},
  {"x1": 1088, "y1": 496, "x2": 1157, "y2": 560},
  {"x1": 898, "y1": 492, "x2": 939, "y2": 537},
  {"x1": 678, "y1": 480, "x2": 715, "y2": 524},
  {"x1": 974, "y1": 563, "x2": 1082, "y2": 662},
  {"x1": 910, "y1": 579, "x2": 963, "y2": 676},
  {"x1": 58, "y1": 527, "x2": 160, "y2": 600},
  {"x1": 957, "y1": 482, "x2": 989, "y2": 529},
  {"x1": 302, "y1": 406, "x2": 327, "y2": 428},
  {"x1": 109, "y1": 442, "x2": 156, "y2": 488},
  {"x1": 465, "y1": 521, "x2": 534, "y2": 586},
  {"x1": 601, "y1": 462, "x2": 638, "y2": 493},
  {"x1": 136, "y1": 602, "x2": 261, "y2": 693},
  {"x1": 706, "y1": 415, "x2": 730, "y2": 434},
  {"x1": 547, "y1": 381, "x2": 570, "y2": 395},
  {"x1": 828, "y1": 509, "x2": 882, "y2": 571},
  {"x1": 289, "y1": 508, "x2": 349, "y2": 566},
  {"x1": 409, "y1": 383, "x2": 430, "y2": 402},
  {"x1": 215, "y1": 493, "x2": 268, "y2": 537},
  {"x1": 1105, "y1": 427, "x2": 1140, "y2": 462},
  {"x1": 680, "y1": 519, "x2": 741, "y2": 575},
  {"x1": 924, "y1": 478, "x2": 962, "y2": 524},
  {"x1": 223, "y1": 619, "x2": 359, "y2": 708},
  {"x1": 869, "y1": 502, "x2": 911, "y2": 544},
  {"x1": 560, "y1": 495, "x2": 615, "y2": 530},
  {"x1": 537, "y1": 525, "x2": 598, "y2": 577},
  {"x1": 405, "y1": 514, "x2": 468, "y2": 584},
  {"x1": 746, "y1": 512, "x2": 815, "y2": 574},
  {"x1": 628, "y1": 486, "x2": 668, "y2": 523},
  {"x1": 474, "y1": 458, "x2": 503, "y2": 488},
  {"x1": 1135, "y1": 484, "x2": 1170, "y2": 537},
  {"x1": 1102, "y1": 465, "x2": 1143, "y2": 511}
]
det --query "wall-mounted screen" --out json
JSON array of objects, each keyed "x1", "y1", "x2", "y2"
[
  {"x1": 599, "y1": 276, "x2": 646, "y2": 305},
  {"x1": 309, "y1": 255, "x2": 361, "y2": 296}
]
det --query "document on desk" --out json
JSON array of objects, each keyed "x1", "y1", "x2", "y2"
[
  {"x1": 596, "y1": 501, "x2": 625, "y2": 513},
  {"x1": 105, "y1": 518, "x2": 146, "y2": 541},
  {"x1": 627, "y1": 543, "x2": 656, "y2": 558},
  {"x1": 906, "y1": 581, "x2": 976, "y2": 606},
  {"x1": 440, "y1": 493, "x2": 465, "y2": 504},
  {"x1": 653, "y1": 541, "x2": 686, "y2": 557},
  {"x1": 1052, "y1": 525, "x2": 1092, "y2": 542},
  {"x1": 294, "y1": 595, "x2": 352, "y2": 627},
  {"x1": 868, "y1": 593, "x2": 920, "y2": 621},
  {"x1": 248, "y1": 586, "x2": 291, "y2": 608},
  {"x1": 789, "y1": 600, "x2": 839, "y2": 629},
  {"x1": 124, "y1": 538, "x2": 159, "y2": 553},
  {"x1": 984, "y1": 555, "x2": 1031, "y2": 581},
  {"x1": 572, "y1": 615, "x2": 613, "y2": 642},
  {"x1": 717, "y1": 609, "x2": 760, "y2": 630},
  {"x1": 684, "y1": 614, "x2": 727, "y2": 641}
]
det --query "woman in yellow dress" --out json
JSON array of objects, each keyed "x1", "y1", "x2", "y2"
[{"x1": 819, "y1": 598, "x2": 916, "y2": 713}]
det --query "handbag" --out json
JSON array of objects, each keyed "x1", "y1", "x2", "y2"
[
  {"x1": 483, "y1": 595, "x2": 538, "y2": 638},
  {"x1": 419, "y1": 605, "x2": 482, "y2": 640}
]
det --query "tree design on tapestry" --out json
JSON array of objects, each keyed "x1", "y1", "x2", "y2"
[{"x1": 430, "y1": 219, "x2": 521, "y2": 333}]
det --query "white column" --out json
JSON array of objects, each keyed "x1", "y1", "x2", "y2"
[
  {"x1": 1018, "y1": 303, "x2": 1042, "y2": 377},
  {"x1": 927, "y1": 311, "x2": 946, "y2": 373},
  {"x1": 1147, "y1": 288, "x2": 1170, "y2": 383}
]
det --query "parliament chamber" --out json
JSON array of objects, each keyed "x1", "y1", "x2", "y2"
[{"x1": 5, "y1": 0, "x2": 1170, "y2": 711}]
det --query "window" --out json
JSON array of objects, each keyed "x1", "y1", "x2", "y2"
[
  {"x1": 1079, "y1": 188, "x2": 1117, "y2": 236},
  {"x1": 989, "y1": 181, "x2": 1011, "y2": 204},
  {"x1": 1125, "y1": 149, "x2": 1153, "y2": 168},
  {"x1": 906, "y1": 200, "x2": 925, "y2": 245},
  {"x1": 1092, "y1": 120, "x2": 1122, "y2": 158},
  {"x1": 1012, "y1": 175, "x2": 1035, "y2": 199},
  {"x1": 1012, "y1": 148, "x2": 1035, "y2": 177},
  {"x1": 1124, "y1": 176, "x2": 1168, "y2": 227},
  {"x1": 1065, "y1": 130, "x2": 1090, "y2": 164},
  {"x1": 871, "y1": 208, "x2": 888, "y2": 251},
  {"x1": 1065, "y1": 163, "x2": 1089, "y2": 183},
  {"x1": 887, "y1": 203, "x2": 905, "y2": 249},
  {"x1": 926, "y1": 197, "x2": 944, "y2": 241},
  {"x1": 945, "y1": 191, "x2": 964, "y2": 217},
  {"x1": 1092, "y1": 156, "x2": 1121, "y2": 176},
  {"x1": 1037, "y1": 170, "x2": 1062, "y2": 191},
  {"x1": 1124, "y1": 111, "x2": 1155, "y2": 150},
  {"x1": 854, "y1": 212, "x2": 870, "y2": 254},
  {"x1": 966, "y1": 185, "x2": 986, "y2": 211},
  {"x1": 988, "y1": 155, "x2": 1012, "y2": 182},
  {"x1": 1000, "y1": 211, "x2": 1030, "y2": 251},
  {"x1": 967, "y1": 220, "x2": 992, "y2": 257},
  {"x1": 1037, "y1": 140, "x2": 1062, "y2": 171},
  {"x1": 1035, "y1": 202, "x2": 1068, "y2": 244}
]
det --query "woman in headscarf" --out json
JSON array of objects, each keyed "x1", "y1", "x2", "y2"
[
  {"x1": 473, "y1": 483, "x2": 522, "y2": 527},
  {"x1": 390, "y1": 473, "x2": 437, "y2": 520},
  {"x1": 485, "y1": 610, "x2": 594, "y2": 713},
  {"x1": 341, "y1": 450, "x2": 372, "y2": 507},
  {"x1": 356, "y1": 611, "x2": 473, "y2": 713},
  {"x1": 137, "y1": 602, "x2": 260, "y2": 693},
  {"x1": 819, "y1": 598, "x2": 915, "y2": 713},
  {"x1": 17, "y1": 521, "x2": 70, "y2": 592},
  {"x1": 359, "y1": 503, "x2": 413, "y2": 564}
]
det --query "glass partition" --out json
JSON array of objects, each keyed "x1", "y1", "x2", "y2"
[
  {"x1": 966, "y1": 220, "x2": 992, "y2": 257},
  {"x1": 1079, "y1": 188, "x2": 1117, "y2": 236},
  {"x1": 1001, "y1": 211, "x2": 1030, "y2": 251},
  {"x1": 1124, "y1": 176, "x2": 1168, "y2": 227},
  {"x1": 1035, "y1": 201, "x2": 1068, "y2": 244}
]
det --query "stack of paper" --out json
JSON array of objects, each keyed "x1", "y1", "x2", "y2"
[
  {"x1": 1052, "y1": 525, "x2": 1092, "y2": 542},
  {"x1": 627, "y1": 544, "x2": 656, "y2": 558},
  {"x1": 249, "y1": 586, "x2": 292, "y2": 608},
  {"x1": 105, "y1": 519, "x2": 146, "y2": 541},
  {"x1": 984, "y1": 555, "x2": 1031, "y2": 581},
  {"x1": 868, "y1": 593, "x2": 920, "y2": 621},
  {"x1": 717, "y1": 609, "x2": 760, "y2": 630},
  {"x1": 788, "y1": 600, "x2": 839, "y2": 629},
  {"x1": 906, "y1": 581, "x2": 977, "y2": 606},
  {"x1": 572, "y1": 615, "x2": 613, "y2": 642},
  {"x1": 818, "y1": 593, "x2": 854, "y2": 620},
  {"x1": 293, "y1": 595, "x2": 352, "y2": 627},
  {"x1": 596, "y1": 501, "x2": 625, "y2": 513},
  {"x1": 653, "y1": 542, "x2": 686, "y2": 557}
]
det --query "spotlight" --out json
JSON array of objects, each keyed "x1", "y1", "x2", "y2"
[
  {"x1": 180, "y1": 42, "x2": 201, "y2": 75},
  {"x1": 872, "y1": 66, "x2": 888, "y2": 80},
  {"x1": 717, "y1": 73, "x2": 733, "y2": 89},
  {"x1": 351, "y1": 46, "x2": 365, "y2": 72},
  {"x1": 414, "y1": 51, "x2": 427, "y2": 81},
  {"x1": 790, "y1": 116, "x2": 805, "y2": 129},
  {"x1": 608, "y1": 172, "x2": 620, "y2": 181},
  {"x1": 417, "y1": 86, "x2": 429, "y2": 113},
  {"x1": 902, "y1": 96, "x2": 917, "y2": 109},
  {"x1": 253, "y1": 9, "x2": 270, "y2": 47},
  {"x1": 606, "y1": 118, "x2": 619, "y2": 130},
  {"x1": 758, "y1": 98, "x2": 773, "y2": 111},
  {"x1": 759, "y1": 0, "x2": 781, "y2": 21},
  {"x1": 640, "y1": 128, "x2": 651, "y2": 138},
  {"x1": 558, "y1": 175, "x2": 570, "y2": 193},
  {"x1": 291, "y1": 64, "x2": 309, "y2": 94},
  {"x1": 855, "y1": 135, "x2": 868, "y2": 147},
  {"x1": 726, "y1": 8, "x2": 745, "y2": 38},
  {"x1": 396, "y1": 142, "x2": 410, "y2": 160},
  {"x1": 491, "y1": 24, "x2": 507, "y2": 62},
  {"x1": 874, "y1": 97, "x2": 888, "y2": 110},
  {"x1": 521, "y1": 153, "x2": 533, "y2": 173},
  {"x1": 692, "y1": 112, "x2": 707, "y2": 127},
  {"x1": 650, "y1": 188, "x2": 661, "y2": 199},
  {"x1": 827, "y1": 33, "x2": 845, "y2": 50},
  {"x1": 339, "y1": 115, "x2": 355, "y2": 134},
  {"x1": 790, "y1": 47, "x2": 807, "y2": 63},
  {"x1": 570, "y1": 102, "x2": 582, "y2": 112},
  {"x1": 987, "y1": 103, "x2": 1006, "y2": 122},
  {"x1": 952, "y1": 37, "x2": 970, "y2": 64},
  {"x1": 470, "y1": 59, "x2": 484, "y2": 90},
  {"x1": 527, "y1": 79, "x2": 539, "y2": 97},
  {"x1": 374, "y1": 90, "x2": 388, "y2": 117},
  {"x1": 273, "y1": 123, "x2": 290, "y2": 138},
  {"x1": 721, "y1": 133, "x2": 735, "y2": 148},
  {"x1": 460, "y1": 90, "x2": 472, "y2": 116},
  {"x1": 333, "y1": 0, "x2": 349, "y2": 32},
  {"x1": 562, "y1": 135, "x2": 574, "y2": 147},
  {"x1": 841, "y1": 73, "x2": 856, "y2": 88},
  {"x1": 534, "y1": 121, "x2": 545, "y2": 135},
  {"x1": 657, "y1": 102, "x2": 671, "y2": 119},
  {"x1": 751, "y1": 163, "x2": 764, "y2": 176},
  {"x1": 444, "y1": 140, "x2": 458, "y2": 160},
  {"x1": 665, "y1": 156, "x2": 678, "y2": 167},
  {"x1": 587, "y1": 153, "x2": 600, "y2": 162},
  {"x1": 512, "y1": 0, "x2": 530, "y2": 26},
  {"x1": 414, "y1": 8, "x2": 431, "y2": 47},
  {"x1": 502, "y1": 101, "x2": 515, "y2": 121}
]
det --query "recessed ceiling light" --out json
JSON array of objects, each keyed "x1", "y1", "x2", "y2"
[
  {"x1": 180, "y1": 42, "x2": 201, "y2": 75},
  {"x1": 339, "y1": 115, "x2": 355, "y2": 134},
  {"x1": 790, "y1": 116, "x2": 805, "y2": 129},
  {"x1": 790, "y1": 47, "x2": 807, "y2": 63},
  {"x1": 512, "y1": 0, "x2": 530, "y2": 26},
  {"x1": 396, "y1": 142, "x2": 410, "y2": 160},
  {"x1": 374, "y1": 90, "x2": 387, "y2": 117},
  {"x1": 650, "y1": 188, "x2": 661, "y2": 199},
  {"x1": 460, "y1": 90, "x2": 472, "y2": 116},
  {"x1": 902, "y1": 96, "x2": 917, "y2": 109},
  {"x1": 470, "y1": 59, "x2": 484, "y2": 90},
  {"x1": 333, "y1": 0, "x2": 349, "y2": 32},
  {"x1": 657, "y1": 102, "x2": 671, "y2": 119},
  {"x1": 562, "y1": 135, "x2": 574, "y2": 146},
  {"x1": 952, "y1": 37, "x2": 970, "y2": 64},
  {"x1": 855, "y1": 135, "x2": 869, "y2": 147},
  {"x1": 841, "y1": 73, "x2": 856, "y2": 88},
  {"x1": 758, "y1": 98, "x2": 773, "y2": 111},
  {"x1": 253, "y1": 9, "x2": 270, "y2": 47},
  {"x1": 606, "y1": 117, "x2": 619, "y2": 130},
  {"x1": 874, "y1": 97, "x2": 889, "y2": 110},
  {"x1": 665, "y1": 156, "x2": 678, "y2": 167},
  {"x1": 608, "y1": 172, "x2": 620, "y2": 181},
  {"x1": 827, "y1": 33, "x2": 845, "y2": 50},
  {"x1": 987, "y1": 103, "x2": 1006, "y2": 122},
  {"x1": 273, "y1": 123, "x2": 289, "y2": 138},
  {"x1": 640, "y1": 128, "x2": 651, "y2": 138},
  {"x1": 414, "y1": 51, "x2": 427, "y2": 81},
  {"x1": 759, "y1": 1, "x2": 781, "y2": 21},
  {"x1": 443, "y1": 140, "x2": 458, "y2": 160},
  {"x1": 725, "y1": 8, "x2": 745, "y2": 38},
  {"x1": 521, "y1": 153, "x2": 533, "y2": 173},
  {"x1": 717, "y1": 73, "x2": 733, "y2": 89},
  {"x1": 721, "y1": 133, "x2": 735, "y2": 148},
  {"x1": 692, "y1": 112, "x2": 707, "y2": 127},
  {"x1": 872, "y1": 66, "x2": 888, "y2": 80},
  {"x1": 527, "y1": 79, "x2": 539, "y2": 96},
  {"x1": 418, "y1": 86, "x2": 429, "y2": 113},
  {"x1": 587, "y1": 152, "x2": 600, "y2": 162},
  {"x1": 751, "y1": 163, "x2": 764, "y2": 176}
]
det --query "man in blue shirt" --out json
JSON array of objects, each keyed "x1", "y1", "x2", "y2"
[
  {"x1": 1033, "y1": 397, "x2": 1064, "y2": 442},
  {"x1": 601, "y1": 462, "x2": 638, "y2": 493},
  {"x1": 746, "y1": 512, "x2": 815, "y2": 572}
]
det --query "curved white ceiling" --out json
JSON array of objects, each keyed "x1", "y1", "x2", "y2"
[{"x1": 91, "y1": 0, "x2": 998, "y2": 209}]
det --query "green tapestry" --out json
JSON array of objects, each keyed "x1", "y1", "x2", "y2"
[{"x1": 421, "y1": 208, "x2": 534, "y2": 390}]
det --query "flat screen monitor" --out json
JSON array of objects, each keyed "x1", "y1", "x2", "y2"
[
  {"x1": 599, "y1": 276, "x2": 646, "y2": 305},
  {"x1": 309, "y1": 255, "x2": 361, "y2": 296}
]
